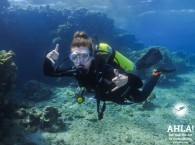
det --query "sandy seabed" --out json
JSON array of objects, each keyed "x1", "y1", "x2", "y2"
[{"x1": 1, "y1": 69, "x2": 195, "y2": 145}]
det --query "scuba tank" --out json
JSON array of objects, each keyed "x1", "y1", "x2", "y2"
[{"x1": 97, "y1": 43, "x2": 135, "y2": 73}]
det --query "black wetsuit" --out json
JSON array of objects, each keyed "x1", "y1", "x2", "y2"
[{"x1": 43, "y1": 57, "x2": 160, "y2": 104}]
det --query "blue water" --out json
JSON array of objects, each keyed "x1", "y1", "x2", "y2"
[
  {"x1": 123, "y1": 1, "x2": 195, "y2": 52},
  {"x1": 93, "y1": 0, "x2": 195, "y2": 52},
  {"x1": 1, "y1": 1, "x2": 195, "y2": 145},
  {"x1": 1, "y1": 0, "x2": 194, "y2": 81},
  {"x1": 1, "y1": 0, "x2": 195, "y2": 82},
  {"x1": 7, "y1": 0, "x2": 195, "y2": 54}
]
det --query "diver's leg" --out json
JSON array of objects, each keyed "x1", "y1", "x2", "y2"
[
  {"x1": 130, "y1": 75, "x2": 160, "y2": 103},
  {"x1": 141, "y1": 75, "x2": 160, "y2": 101},
  {"x1": 141, "y1": 68, "x2": 176, "y2": 98},
  {"x1": 130, "y1": 68, "x2": 175, "y2": 102}
]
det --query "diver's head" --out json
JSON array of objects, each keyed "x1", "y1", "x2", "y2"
[{"x1": 69, "y1": 31, "x2": 94, "y2": 70}]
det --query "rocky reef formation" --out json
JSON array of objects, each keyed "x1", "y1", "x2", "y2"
[
  {"x1": 0, "y1": 3, "x2": 143, "y2": 82},
  {"x1": 127, "y1": 46, "x2": 194, "y2": 84},
  {"x1": 188, "y1": 54, "x2": 195, "y2": 65},
  {"x1": 0, "y1": 49, "x2": 18, "y2": 144},
  {"x1": 0, "y1": 50, "x2": 17, "y2": 98},
  {"x1": 0, "y1": 50, "x2": 17, "y2": 93},
  {"x1": 15, "y1": 105, "x2": 66, "y2": 133}
]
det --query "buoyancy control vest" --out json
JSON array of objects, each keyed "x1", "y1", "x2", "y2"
[{"x1": 96, "y1": 43, "x2": 135, "y2": 73}]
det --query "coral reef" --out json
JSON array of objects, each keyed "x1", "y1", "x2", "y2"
[
  {"x1": 171, "y1": 51, "x2": 194, "y2": 73},
  {"x1": 22, "y1": 80, "x2": 53, "y2": 102},
  {"x1": 162, "y1": 47, "x2": 191, "y2": 73},
  {"x1": 1, "y1": 79, "x2": 195, "y2": 145},
  {"x1": 0, "y1": 3, "x2": 194, "y2": 145},
  {"x1": 16, "y1": 106, "x2": 66, "y2": 133},
  {"x1": 113, "y1": 32, "x2": 144, "y2": 54},
  {"x1": 0, "y1": 50, "x2": 17, "y2": 122},
  {"x1": 0, "y1": 100, "x2": 30, "y2": 145},
  {"x1": 0, "y1": 50, "x2": 17, "y2": 96},
  {"x1": 188, "y1": 54, "x2": 195, "y2": 65},
  {"x1": 0, "y1": 6, "x2": 143, "y2": 81},
  {"x1": 127, "y1": 46, "x2": 194, "y2": 84}
]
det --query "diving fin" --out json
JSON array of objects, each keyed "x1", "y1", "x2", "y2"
[
  {"x1": 152, "y1": 68, "x2": 176, "y2": 76},
  {"x1": 136, "y1": 48, "x2": 163, "y2": 70}
]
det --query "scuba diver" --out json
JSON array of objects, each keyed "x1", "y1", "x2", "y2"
[{"x1": 43, "y1": 31, "x2": 175, "y2": 120}]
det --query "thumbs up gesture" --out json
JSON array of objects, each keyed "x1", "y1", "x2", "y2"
[
  {"x1": 111, "y1": 69, "x2": 128, "y2": 92},
  {"x1": 46, "y1": 44, "x2": 59, "y2": 65}
]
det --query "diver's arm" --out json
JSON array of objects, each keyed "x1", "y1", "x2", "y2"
[
  {"x1": 111, "y1": 69, "x2": 128, "y2": 92},
  {"x1": 103, "y1": 65, "x2": 128, "y2": 90},
  {"x1": 43, "y1": 56, "x2": 55, "y2": 76},
  {"x1": 104, "y1": 65, "x2": 143, "y2": 89},
  {"x1": 43, "y1": 44, "x2": 74, "y2": 77},
  {"x1": 43, "y1": 57, "x2": 73, "y2": 77}
]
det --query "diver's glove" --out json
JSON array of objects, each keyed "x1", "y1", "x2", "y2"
[{"x1": 46, "y1": 44, "x2": 59, "y2": 65}]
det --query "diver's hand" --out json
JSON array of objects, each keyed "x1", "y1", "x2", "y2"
[
  {"x1": 111, "y1": 69, "x2": 128, "y2": 92},
  {"x1": 46, "y1": 44, "x2": 59, "y2": 65}
]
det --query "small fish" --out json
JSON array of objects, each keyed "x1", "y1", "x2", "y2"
[{"x1": 175, "y1": 106, "x2": 185, "y2": 111}]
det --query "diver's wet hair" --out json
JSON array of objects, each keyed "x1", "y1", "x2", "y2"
[
  {"x1": 71, "y1": 31, "x2": 93, "y2": 52},
  {"x1": 74, "y1": 31, "x2": 89, "y2": 39}
]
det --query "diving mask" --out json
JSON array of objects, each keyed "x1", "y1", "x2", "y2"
[{"x1": 69, "y1": 49, "x2": 91, "y2": 62}]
